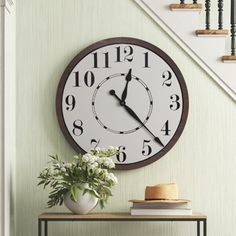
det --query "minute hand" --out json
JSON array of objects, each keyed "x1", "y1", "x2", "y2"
[
  {"x1": 123, "y1": 104, "x2": 164, "y2": 147},
  {"x1": 109, "y1": 90, "x2": 164, "y2": 147}
]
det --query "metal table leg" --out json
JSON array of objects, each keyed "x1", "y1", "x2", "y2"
[
  {"x1": 38, "y1": 220, "x2": 42, "y2": 236},
  {"x1": 203, "y1": 219, "x2": 207, "y2": 236},
  {"x1": 45, "y1": 221, "x2": 48, "y2": 236},
  {"x1": 197, "y1": 220, "x2": 200, "y2": 236}
]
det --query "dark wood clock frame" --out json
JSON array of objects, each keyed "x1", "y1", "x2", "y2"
[{"x1": 56, "y1": 37, "x2": 189, "y2": 170}]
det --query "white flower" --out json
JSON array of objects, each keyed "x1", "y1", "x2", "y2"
[
  {"x1": 95, "y1": 168, "x2": 102, "y2": 175},
  {"x1": 93, "y1": 156, "x2": 99, "y2": 162},
  {"x1": 88, "y1": 155, "x2": 96, "y2": 163},
  {"x1": 109, "y1": 146, "x2": 119, "y2": 151},
  {"x1": 106, "y1": 173, "x2": 118, "y2": 184},
  {"x1": 103, "y1": 158, "x2": 115, "y2": 168},
  {"x1": 102, "y1": 169, "x2": 108, "y2": 175},
  {"x1": 83, "y1": 153, "x2": 97, "y2": 163},
  {"x1": 108, "y1": 162, "x2": 115, "y2": 168},
  {"x1": 82, "y1": 153, "x2": 92, "y2": 163},
  {"x1": 64, "y1": 163, "x2": 72, "y2": 168},
  {"x1": 97, "y1": 157, "x2": 104, "y2": 164},
  {"x1": 88, "y1": 162, "x2": 98, "y2": 170},
  {"x1": 93, "y1": 162, "x2": 98, "y2": 168},
  {"x1": 61, "y1": 167, "x2": 66, "y2": 172},
  {"x1": 95, "y1": 147, "x2": 101, "y2": 152}
]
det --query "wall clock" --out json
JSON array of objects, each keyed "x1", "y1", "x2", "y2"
[{"x1": 56, "y1": 37, "x2": 189, "y2": 170}]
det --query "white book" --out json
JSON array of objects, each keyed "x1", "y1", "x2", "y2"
[
  {"x1": 132, "y1": 202, "x2": 189, "y2": 209},
  {"x1": 130, "y1": 208, "x2": 192, "y2": 216}
]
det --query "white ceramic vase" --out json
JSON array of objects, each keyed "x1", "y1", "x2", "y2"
[{"x1": 64, "y1": 186, "x2": 98, "y2": 214}]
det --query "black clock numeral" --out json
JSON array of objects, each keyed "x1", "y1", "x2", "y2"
[
  {"x1": 103, "y1": 52, "x2": 110, "y2": 68},
  {"x1": 65, "y1": 95, "x2": 76, "y2": 111},
  {"x1": 116, "y1": 146, "x2": 126, "y2": 163},
  {"x1": 92, "y1": 52, "x2": 110, "y2": 68},
  {"x1": 74, "y1": 71, "x2": 95, "y2": 88},
  {"x1": 116, "y1": 46, "x2": 121, "y2": 62},
  {"x1": 162, "y1": 71, "x2": 172, "y2": 87},
  {"x1": 90, "y1": 139, "x2": 100, "y2": 149},
  {"x1": 93, "y1": 52, "x2": 99, "y2": 68},
  {"x1": 72, "y1": 119, "x2": 83, "y2": 136},
  {"x1": 116, "y1": 46, "x2": 133, "y2": 62},
  {"x1": 170, "y1": 94, "x2": 181, "y2": 111},
  {"x1": 74, "y1": 71, "x2": 80, "y2": 87},
  {"x1": 124, "y1": 46, "x2": 133, "y2": 62},
  {"x1": 84, "y1": 71, "x2": 95, "y2": 87},
  {"x1": 143, "y1": 52, "x2": 150, "y2": 68},
  {"x1": 142, "y1": 140, "x2": 152, "y2": 156},
  {"x1": 161, "y1": 120, "x2": 171, "y2": 136}
]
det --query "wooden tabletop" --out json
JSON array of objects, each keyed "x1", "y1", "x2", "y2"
[{"x1": 39, "y1": 212, "x2": 207, "y2": 221}]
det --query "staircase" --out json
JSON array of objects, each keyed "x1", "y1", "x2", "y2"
[{"x1": 134, "y1": 0, "x2": 236, "y2": 100}]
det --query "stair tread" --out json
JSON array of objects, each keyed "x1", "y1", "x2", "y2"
[
  {"x1": 222, "y1": 55, "x2": 236, "y2": 61},
  {"x1": 196, "y1": 29, "x2": 229, "y2": 36},
  {"x1": 170, "y1": 3, "x2": 202, "y2": 10}
]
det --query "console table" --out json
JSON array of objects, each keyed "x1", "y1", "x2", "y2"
[{"x1": 38, "y1": 212, "x2": 207, "y2": 236}]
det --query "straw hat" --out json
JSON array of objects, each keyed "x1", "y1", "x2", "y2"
[{"x1": 129, "y1": 183, "x2": 190, "y2": 203}]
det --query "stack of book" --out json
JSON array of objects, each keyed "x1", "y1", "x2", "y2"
[{"x1": 129, "y1": 200, "x2": 192, "y2": 216}]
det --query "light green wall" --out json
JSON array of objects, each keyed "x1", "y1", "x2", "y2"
[{"x1": 16, "y1": 0, "x2": 236, "y2": 236}]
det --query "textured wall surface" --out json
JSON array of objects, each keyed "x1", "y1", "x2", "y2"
[{"x1": 16, "y1": 0, "x2": 236, "y2": 236}]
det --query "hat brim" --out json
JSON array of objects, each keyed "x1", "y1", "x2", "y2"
[{"x1": 129, "y1": 199, "x2": 190, "y2": 203}]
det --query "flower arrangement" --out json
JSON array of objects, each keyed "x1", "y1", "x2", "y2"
[{"x1": 38, "y1": 147, "x2": 119, "y2": 208}]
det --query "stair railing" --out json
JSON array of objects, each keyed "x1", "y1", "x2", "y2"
[{"x1": 176, "y1": 0, "x2": 235, "y2": 60}]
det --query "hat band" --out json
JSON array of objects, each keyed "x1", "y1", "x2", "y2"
[
  {"x1": 145, "y1": 198, "x2": 168, "y2": 200},
  {"x1": 145, "y1": 198, "x2": 180, "y2": 201}
]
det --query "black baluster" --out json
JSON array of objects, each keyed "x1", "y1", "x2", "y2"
[
  {"x1": 193, "y1": 0, "x2": 198, "y2": 3},
  {"x1": 231, "y1": 0, "x2": 236, "y2": 55},
  {"x1": 205, "y1": 0, "x2": 211, "y2": 30},
  {"x1": 231, "y1": 24, "x2": 236, "y2": 55},
  {"x1": 218, "y1": 0, "x2": 224, "y2": 30},
  {"x1": 180, "y1": 0, "x2": 185, "y2": 4}
]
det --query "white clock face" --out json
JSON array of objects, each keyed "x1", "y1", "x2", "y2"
[{"x1": 56, "y1": 38, "x2": 188, "y2": 170}]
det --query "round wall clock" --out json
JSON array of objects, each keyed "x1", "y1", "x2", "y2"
[{"x1": 56, "y1": 37, "x2": 189, "y2": 170}]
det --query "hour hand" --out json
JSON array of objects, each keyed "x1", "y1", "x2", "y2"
[{"x1": 121, "y1": 69, "x2": 132, "y2": 103}]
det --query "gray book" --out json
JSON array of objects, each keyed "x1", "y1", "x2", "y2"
[
  {"x1": 132, "y1": 202, "x2": 189, "y2": 209},
  {"x1": 130, "y1": 208, "x2": 192, "y2": 216}
]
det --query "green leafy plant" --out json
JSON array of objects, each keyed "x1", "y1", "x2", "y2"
[{"x1": 38, "y1": 147, "x2": 119, "y2": 208}]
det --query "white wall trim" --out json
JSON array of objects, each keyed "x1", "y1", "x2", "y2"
[
  {"x1": 1, "y1": 0, "x2": 15, "y2": 235},
  {"x1": 134, "y1": 0, "x2": 236, "y2": 101},
  {"x1": 0, "y1": 4, "x2": 4, "y2": 236}
]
